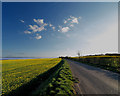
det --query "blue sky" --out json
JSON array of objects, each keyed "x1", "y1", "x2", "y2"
[{"x1": 2, "y1": 2, "x2": 118, "y2": 57}]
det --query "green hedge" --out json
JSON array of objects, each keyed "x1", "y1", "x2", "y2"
[{"x1": 69, "y1": 57, "x2": 120, "y2": 73}]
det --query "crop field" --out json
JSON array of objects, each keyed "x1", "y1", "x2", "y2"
[{"x1": 2, "y1": 58, "x2": 61, "y2": 95}]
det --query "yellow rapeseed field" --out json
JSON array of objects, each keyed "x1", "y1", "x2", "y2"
[{"x1": 2, "y1": 58, "x2": 61, "y2": 95}]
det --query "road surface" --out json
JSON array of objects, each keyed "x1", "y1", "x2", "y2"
[{"x1": 66, "y1": 59, "x2": 119, "y2": 95}]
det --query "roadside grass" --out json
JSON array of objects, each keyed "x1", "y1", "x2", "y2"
[
  {"x1": 2, "y1": 58, "x2": 61, "y2": 95},
  {"x1": 32, "y1": 59, "x2": 77, "y2": 96},
  {"x1": 69, "y1": 56, "x2": 120, "y2": 73}
]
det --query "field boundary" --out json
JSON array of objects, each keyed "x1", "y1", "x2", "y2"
[
  {"x1": 32, "y1": 59, "x2": 77, "y2": 96},
  {"x1": 67, "y1": 57, "x2": 120, "y2": 73}
]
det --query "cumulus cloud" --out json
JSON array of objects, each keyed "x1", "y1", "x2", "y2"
[
  {"x1": 23, "y1": 16, "x2": 81, "y2": 40},
  {"x1": 33, "y1": 19, "x2": 44, "y2": 25},
  {"x1": 24, "y1": 18, "x2": 48, "y2": 40},
  {"x1": 35, "y1": 34, "x2": 42, "y2": 39},
  {"x1": 71, "y1": 17, "x2": 79, "y2": 24},
  {"x1": 29, "y1": 25, "x2": 39, "y2": 32},
  {"x1": 61, "y1": 27, "x2": 69, "y2": 33},
  {"x1": 52, "y1": 26, "x2": 55, "y2": 30},
  {"x1": 38, "y1": 26, "x2": 46, "y2": 31},
  {"x1": 64, "y1": 20, "x2": 67, "y2": 24},
  {"x1": 20, "y1": 20, "x2": 25, "y2": 23},
  {"x1": 58, "y1": 16, "x2": 81, "y2": 33},
  {"x1": 58, "y1": 26, "x2": 70, "y2": 33},
  {"x1": 43, "y1": 23, "x2": 48, "y2": 26},
  {"x1": 31, "y1": 19, "x2": 48, "y2": 32},
  {"x1": 49, "y1": 23, "x2": 56, "y2": 31},
  {"x1": 65, "y1": 16, "x2": 81, "y2": 24},
  {"x1": 24, "y1": 30, "x2": 32, "y2": 34},
  {"x1": 49, "y1": 24, "x2": 53, "y2": 27},
  {"x1": 69, "y1": 24, "x2": 74, "y2": 27}
]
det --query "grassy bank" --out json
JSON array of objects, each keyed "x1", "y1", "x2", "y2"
[
  {"x1": 69, "y1": 56, "x2": 120, "y2": 73},
  {"x1": 2, "y1": 58, "x2": 61, "y2": 95},
  {"x1": 32, "y1": 59, "x2": 77, "y2": 96}
]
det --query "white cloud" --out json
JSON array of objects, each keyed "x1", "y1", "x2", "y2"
[
  {"x1": 59, "y1": 26, "x2": 70, "y2": 33},
  {"x1": 24, "y1": 30, "x2": 32, "y2": 34},
  {"x1": 49, "y1": 24, "x2": 53, "y2": 27},
  {"x1": 33, "y1": 19, "x2": 48, "y2": 27},
  {"x1": 35, "y1": 34, "x2": 42, "y2": 39},
  {"x1": 71, "y1": 17, "x2": 79, "y2": 24},
  {"x1": 49, "y1": 23, "x2": 55, "y2": 31},
  {"x1": 64, "y1": 16, "x2": 81, "y2": 25},
  {"x1": 38, "y1": 26, "x2": 46, "y2": 31},
  {"x1": 52, "y1": 26, "x2": 55, "y2": 30},
  {"x1": 35, "y1": 35, "x2": 42, "y2": 39},
  {"x1": 24, "y1": 16, "x2": 81, "y2": 39},
  {"x1": 24, "y1": 18, "x2": 48, "y2": 40},
  {"x1": 43, "y1": 23, "x2": 48, "y2": 26},
  {"x1": 79, "y1": 16, "x2": 82, "y2": 19},
  {"x1": 61, "y1": 16, "x2": 81, "y2": 33},
  {"x1": 58, "y1": 16, "x2": 81, "y2": 33},
  {"x1": 62, "y1": 27, "x2": 69, "y2": 33},
  {"x1": 70, "y1": 16, "x2": 81, "y2": 24},
  {"x1": 20, "y1": 20, "x2": 25, "y2": 23},
  {"x1": 69, "y1": 24, "x2": 74, "y2": 27},
  {"x1": 67, "y1": 18, "x2": 71, "y2": 21},
  {"x1": 33, "y1": 19, "x2": 44, "y2": 25},
  {"x1": 29, "y1": 25, "x2": 39, "y2": 32},
  {"x1": 29, "y1": 23, "x2": 47, "y2": 32},
  {"x1": 64, "y1": 20, "x2": 67, "y2": 24}
]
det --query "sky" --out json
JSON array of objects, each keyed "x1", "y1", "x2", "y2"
[
  {"x1": 2, "y1": 2, "x2": 118, "y2": 57},
  {"x1": 1, "y1": 0, "x2": 119, "y2": 2}
]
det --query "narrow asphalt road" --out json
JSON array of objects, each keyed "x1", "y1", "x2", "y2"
[{"x1": 66, "y1": 59, "x2": 119, "y2": 95}]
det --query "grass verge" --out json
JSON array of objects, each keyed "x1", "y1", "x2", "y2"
[{"x1": 32, "y1": 59, "x2": 77, "y2": 96}]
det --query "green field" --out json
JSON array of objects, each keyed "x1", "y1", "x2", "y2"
[{"x1": 2, "y1": 58, "x2": 61, "y2": 95}]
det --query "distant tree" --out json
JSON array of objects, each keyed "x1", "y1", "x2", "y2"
[{"x1": 77, "y1": 51, "x2": 80, "y2": 59}]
